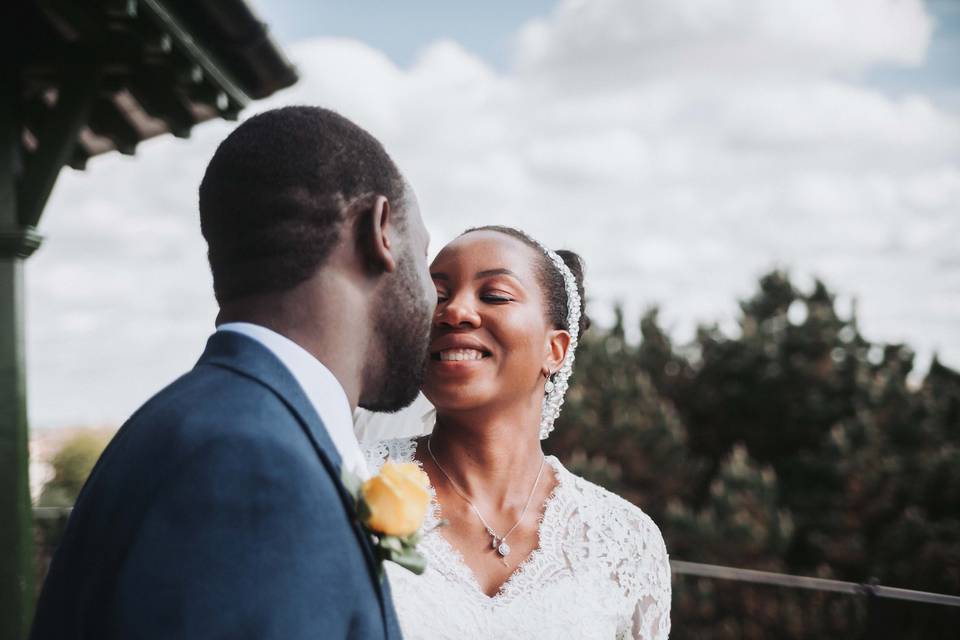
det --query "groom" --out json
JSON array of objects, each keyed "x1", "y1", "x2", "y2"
[{"x1": 30, "y1": 106, "x2": 435, "y2": 639}]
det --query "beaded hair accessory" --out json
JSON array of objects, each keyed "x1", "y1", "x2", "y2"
[{"x1": 533, "y1": 243, "x2": 582, "y2": 439}]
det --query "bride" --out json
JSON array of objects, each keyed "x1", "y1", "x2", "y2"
[{"x1": 361, "y1": 226, "x2": 671, "y2": 639}]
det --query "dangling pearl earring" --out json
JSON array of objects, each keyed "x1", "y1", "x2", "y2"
[{"x1": 544, "y1": 374, "x2": 555, "y2": 395}]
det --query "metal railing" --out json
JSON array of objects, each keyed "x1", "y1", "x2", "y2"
[
  {"x1": 671, "y1": 560, "x2": 960, "y2": 608},
  {"x1": 32, "y1": 507, "x2": 960, "y2": 608}
]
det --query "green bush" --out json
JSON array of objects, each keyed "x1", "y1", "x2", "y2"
[
  {"x1": 37, "y1": 432, "x2": 109, "y2": 507},
  {"x1": 547, "y1": 270, "x2": 960, "y2": 638}
]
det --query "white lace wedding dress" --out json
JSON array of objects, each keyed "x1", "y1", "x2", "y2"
[{"x1": 363, "y1": 436, "x2": 672, "y2": 639}]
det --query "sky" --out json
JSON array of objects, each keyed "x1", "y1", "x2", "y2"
[{"x1": 26, "y1": 0, "x2": 960, "y2": 428}]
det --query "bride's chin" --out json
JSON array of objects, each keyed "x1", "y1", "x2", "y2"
[{"x1": 422, "y1": 384, "x2": 491, "y2": 413}]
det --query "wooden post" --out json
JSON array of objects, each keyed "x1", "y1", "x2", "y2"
[
  {"x1": 0, "y1": 58, "x2": 93, "y2": 640},
  {"x1": 0, "y1": 84, "x2": 40, "y2": 640}
]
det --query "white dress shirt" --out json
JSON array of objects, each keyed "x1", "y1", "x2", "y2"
[{"x1": 217, "y1": 322, "x2": 370, "y2": 478}]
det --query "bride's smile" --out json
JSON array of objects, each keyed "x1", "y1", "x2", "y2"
[{"x1": 430, "y1": 337, "x2": 493, "y2": 363}]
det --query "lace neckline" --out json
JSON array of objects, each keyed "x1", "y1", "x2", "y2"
[
  {"x1": 411, "y1": 438, "x2": 568, "y2": 606},
  {"x1": 368, "y1": 434, "x2": 674, "y2": 639}
]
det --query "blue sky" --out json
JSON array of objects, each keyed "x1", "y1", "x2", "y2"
[
  {"x1": 251, "y1": 0, "x2": 959, "y2": 106},
  {"x1": 866, "y1": 0, "x2": 960, "y2": 107},
  {"x1": 251, "y1": 0, "x2": 557, "y2": 68}
]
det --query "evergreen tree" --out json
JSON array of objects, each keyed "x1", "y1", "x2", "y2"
[
  {"x1": 665, "y1": 443, "x2": 793, "y2": 569},
  {"x1": 547, "y1": 308, "x2": 704, "y2": 518},
  {"x1": 551, "y1": 270, "x2": 960, "y2": 637}
]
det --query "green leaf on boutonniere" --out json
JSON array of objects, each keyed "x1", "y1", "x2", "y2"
[{"x1": 389, "y1": 548, "x2": 427, "y2": 575}]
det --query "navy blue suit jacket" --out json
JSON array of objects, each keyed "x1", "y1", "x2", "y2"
[{"x1": 30, "y1": 331, "x2": 402, "y2": 639}]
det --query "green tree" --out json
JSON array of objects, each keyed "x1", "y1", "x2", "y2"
[
  {"x1": 551, "y1": 270, "x2": 960, "y2": 638},
  {"x1": 546, "y1": 307, "x2": 704, "y2": 517},
  {"x1": 665, "y1": 443, "x2": 794, "y2": 569},
  {"x1": 37, "y1": 432, "x2": 109, "y2": 507}
]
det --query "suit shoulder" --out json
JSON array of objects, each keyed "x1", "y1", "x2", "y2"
[
  {"x1": 87, "y1": 364, "x2": 315, "y2": 499},
  {"x1": 131, "y1": 364, "x2": 301, "y2": 443}
]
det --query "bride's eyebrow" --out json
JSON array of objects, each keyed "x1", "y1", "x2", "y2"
[
  {"x1": 430, "y1": 269, "x2": 521, "y2": 281},
  {"x1": 475, "y1": 268, "x2": 521, "y2": 282}
]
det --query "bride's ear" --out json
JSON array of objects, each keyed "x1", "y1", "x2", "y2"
[
  {"x1": 543, "y1": 330, "x2": 571, "y2": 374},
  {"x1": 352, "y1": 194, "x2": 398, "y2": 275}
]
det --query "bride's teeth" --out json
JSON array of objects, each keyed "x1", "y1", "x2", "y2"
[{"x1": 439, "y1": 349, "x2": 485, "y2": 362}]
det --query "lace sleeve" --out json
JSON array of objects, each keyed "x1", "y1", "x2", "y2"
[{"x1": 619, "y1": 510, "x2": 672, "y2": 640}]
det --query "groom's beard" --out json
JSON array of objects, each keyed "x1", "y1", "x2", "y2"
[{"x1": 359, "y1": 253, "x2": 432, "y2": 412}]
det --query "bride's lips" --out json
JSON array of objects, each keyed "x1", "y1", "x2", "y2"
[{"x1": 428, "y1": 336, "x2": 493, "y2": 372}]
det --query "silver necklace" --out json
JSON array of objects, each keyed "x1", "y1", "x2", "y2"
[{"x1": 427, "y1": 435, "x2": 546, "y2": 563}]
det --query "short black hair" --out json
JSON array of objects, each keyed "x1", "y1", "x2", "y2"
[
  {"x1": 462, "y1": 225, "x2": 590, "y2": 337},
  {"x1": 199, "y1": 106, "x2": 404, "y2": 303}
]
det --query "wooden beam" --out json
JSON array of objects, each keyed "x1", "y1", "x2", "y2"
[
  {"x1": 88, "y1": 97, "x2": 139, "y2": 156},
  {"x1": 138, "y1": 0, "x2": 251, "y2": 109},
  {"x1": 17, "y1": 70, "x2": 98, "y2": 228},
  {"x1": 104, "y1": 0, "x2": 138, "y2": 20},
  {"x1": 67, "y1": 144, "x2": 90, "y2": 171},
  {"x1": 36, "y1": 0, "x2": 104, "y2": 42},
  {"x1": 128, "y1": 73, "x2": 194, "y2": 138}
]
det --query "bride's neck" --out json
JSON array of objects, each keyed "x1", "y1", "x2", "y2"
[{"x1": 428, "y1": 406, "x2": 545, "y2": 506}]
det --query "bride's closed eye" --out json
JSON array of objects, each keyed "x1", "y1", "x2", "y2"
[
  {"x1": 480, "y1": 291, "x2": 514, "y2": 304},
  {"x1": 433, "y1": 288, "x2": 515, "y2": 304}
]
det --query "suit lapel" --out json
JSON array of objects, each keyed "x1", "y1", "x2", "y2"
[{"x1": 195, "y1": 332, "x2": 388, "y2": 610}]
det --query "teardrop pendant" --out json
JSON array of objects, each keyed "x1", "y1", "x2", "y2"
[{"x1": 497, "y1": 541, "x2": 511, "y2": 557}]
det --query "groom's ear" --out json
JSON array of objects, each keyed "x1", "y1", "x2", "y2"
[{"x1": 352, "y1": 194, "x2": 398, "y2": 275}]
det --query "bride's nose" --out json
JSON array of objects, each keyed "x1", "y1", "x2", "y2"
[{"x1": 436, "y1": 292, "x2": 481, "y2": 328}]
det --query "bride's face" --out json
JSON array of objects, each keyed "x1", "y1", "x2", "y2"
[{"x1": 424, "y1": 230, "x2": 559, "y2": 413}]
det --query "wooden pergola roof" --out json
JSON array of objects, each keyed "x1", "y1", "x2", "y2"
[
  {"x1": 15, "y1": 0, "x2": 297, "y2": 227},
  {"x1": 21, "y1": 0, "x2": 297, "y2": 157}
]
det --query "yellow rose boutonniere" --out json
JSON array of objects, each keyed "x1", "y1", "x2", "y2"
[
  {"x1": 343, "y1": 461, "x2": 433, "y2": 576},
  {"x1": 362, "y1": 462, "x2": 431, "y2": 537}
]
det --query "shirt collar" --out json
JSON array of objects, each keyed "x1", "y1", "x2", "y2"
[{"x1": 216, "y1": 322, "x2": 368, "y2": 477}]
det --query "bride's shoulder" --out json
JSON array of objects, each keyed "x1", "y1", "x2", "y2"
[
  {"x1": 557, "y1": 462, "x2": 671, "y2": 611},
  {"x1": 558, "y1": 461, "x2": 667, "y2": 551}
]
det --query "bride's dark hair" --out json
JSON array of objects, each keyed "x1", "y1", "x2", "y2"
[{"x1": 462, "y1": 226, "x2": 590, "y2": 338}]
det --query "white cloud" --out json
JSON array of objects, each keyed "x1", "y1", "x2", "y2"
[
  {"x1": 26, "y1": 0, "x2": 960, "y2": 427},
  {"x1": 515, "y1": 0, "x2": 932, "y2": 82}
]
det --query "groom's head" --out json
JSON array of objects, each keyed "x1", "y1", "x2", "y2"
[{"x1": 199, "y1": 106, "x2": 434, "y2": 411}]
